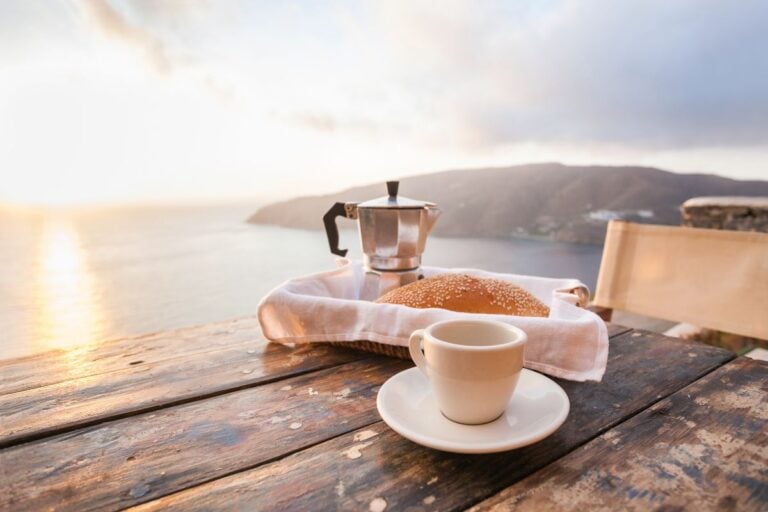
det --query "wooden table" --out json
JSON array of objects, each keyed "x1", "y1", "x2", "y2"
[{"x1": 0, "y1": 318, "x2": 765, "y2": 511}]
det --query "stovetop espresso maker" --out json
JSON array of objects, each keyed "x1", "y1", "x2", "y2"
[{"x1": 323, "y1": 181, "x2": 441, "y2": 300}]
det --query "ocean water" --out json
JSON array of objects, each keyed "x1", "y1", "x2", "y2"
[{"x1": 0, "y1": 203, "x2": 603, "y2": 360}]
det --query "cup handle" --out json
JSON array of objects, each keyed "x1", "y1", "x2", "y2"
[{"x1": 409, "y1": 329, "x2": 428, "y2": 376}]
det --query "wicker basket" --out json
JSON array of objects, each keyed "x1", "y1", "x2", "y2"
[{"x1": 329, "y1": 340, "x2": 410, "y2": 359}]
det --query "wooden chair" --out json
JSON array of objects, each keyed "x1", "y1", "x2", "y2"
[{"x1": 591, "y1": 220, "x2": 768, "y2": 340}]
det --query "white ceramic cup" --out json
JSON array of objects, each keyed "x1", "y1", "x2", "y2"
[{"x1": 409, "y1": 319, "x2": 527, "y2": 425}]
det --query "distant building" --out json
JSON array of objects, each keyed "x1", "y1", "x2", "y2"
[
  {"x1": 588, "y1": 209, "x2": 656, "y2": 222},
  {"x1": 588, "y1": 210, "x2": 623, "y2": 222}
]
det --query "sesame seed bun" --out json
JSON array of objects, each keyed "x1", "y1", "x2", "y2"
[{"x1": 375, "y1": 273, "x2": 550, "y2": 317}]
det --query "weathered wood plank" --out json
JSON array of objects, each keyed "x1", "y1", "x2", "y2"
[
  {"x1": 129, "y1": 330, "x2": 734, "y2": 512},
  {"x1": 0, "y1": 337, "x2": 364, "y2": 448},
  {"x1": 0, "y1": 317, "x2": 266, "y2": 396},
  {"x1": 470, "y1": 357, "x2": 767, "y2": 511},
  {"x1": 0, "y1": 319, "x2": 629, "y2": 397},
  {"x1": 0, "y1": 322, "x2": 628, "y2": 447},
  {"x1": 0, "y1": 321, "x2": 626, "y2": 447},
  {"x1": 0, "y1": 357, "x2": 411, "y2": 512},
  {"x1": 606, "y1": 323, "x2": 631, "y2": 338}
]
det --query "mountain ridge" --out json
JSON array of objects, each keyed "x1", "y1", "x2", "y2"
[{"x1": 247, "y1": 163, "x2": 768, "y2": 244}]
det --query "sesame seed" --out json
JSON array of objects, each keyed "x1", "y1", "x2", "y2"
[{"x1": 376, "y1": 273, "x2": 549, "y2": 317}]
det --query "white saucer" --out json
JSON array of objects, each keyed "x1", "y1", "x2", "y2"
[{"x1": 376, "y1": 367, "x2": 570, "y2": 454}]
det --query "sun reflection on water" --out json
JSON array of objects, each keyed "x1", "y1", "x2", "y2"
[{"x1": 34, "y1": 217, "x2": 107, "y2": 355}]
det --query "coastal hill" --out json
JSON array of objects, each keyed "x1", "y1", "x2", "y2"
[{"x1": 247, "y1": 163, "x2": 768, "y2": 244}]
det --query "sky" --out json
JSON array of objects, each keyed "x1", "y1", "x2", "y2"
[{"x1": 1, "y1": 0, "x2": 767, "y2": 206}]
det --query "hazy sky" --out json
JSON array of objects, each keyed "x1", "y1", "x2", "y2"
[{"x1": 1, "y1": 0, "x2": 767, "y2": 205}]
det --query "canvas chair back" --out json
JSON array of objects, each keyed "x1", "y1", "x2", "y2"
[{"x1": 593, "y1": 221, "x2": 768, "y2": 340}]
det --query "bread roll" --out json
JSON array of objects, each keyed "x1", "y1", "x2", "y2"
[{"x1": 376, "y1": 273, "x2": 549, "y2": 317}]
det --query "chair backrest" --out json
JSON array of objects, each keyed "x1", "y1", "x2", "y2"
[{"x1": 593, "y1": 221, "x2": 768, "y2": 340}]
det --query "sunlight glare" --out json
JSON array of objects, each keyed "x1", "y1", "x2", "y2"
[{"x1": 34, "y1": 217, "x2": 107, "y2": 355}]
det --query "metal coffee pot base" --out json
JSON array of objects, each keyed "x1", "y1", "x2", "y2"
[{"x1": 360, "y1": 268, "x2": 423, "y2": 302}]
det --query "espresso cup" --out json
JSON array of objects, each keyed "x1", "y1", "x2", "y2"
[{"x1": 409, "y1": 319, "x2": 527, "y2": 425}]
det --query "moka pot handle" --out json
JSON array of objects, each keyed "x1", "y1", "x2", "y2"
[{"x1": 323, "y1": 202, "x2": 356, "y2": 257}]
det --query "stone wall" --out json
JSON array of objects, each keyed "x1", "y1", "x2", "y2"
[{"x1": 681, "y1": 196, "x2": 768, "y2": 232}]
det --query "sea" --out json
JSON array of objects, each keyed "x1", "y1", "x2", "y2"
[{"x1": 0, "y1": 202, "x2": 603, "y2": 360}]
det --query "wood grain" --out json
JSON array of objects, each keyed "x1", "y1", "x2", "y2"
[
  {"x1": 0, "y1": 318, "x2": 625, "y2": 447},
  {"x1": 0, "y1": 336, "x2": 363, "y2": 448},
  {"x1": 606, "y1": 323, "x2": 631, "y2": 338},
  {"x1": 0, "y1": 317, "x2": 629, "y2": 395},
  {"x1": 0, "y1": 357, "x2": 410, "y2": 512},
  {"x1": 470, "y1": 357, "x2": 767, "y2": 511},
  {"x1": 129, "y1": 330, "x2": 734, "y2": 512},
  {"x1": 0, "y1": 318, "x2": 628, "y2": 397},
  {"x1": 0, "y1": 317, "x2": 266, "y2": 396}
]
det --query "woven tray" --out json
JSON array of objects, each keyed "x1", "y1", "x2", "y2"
[{"x1": 329, "y1": 340, "x2": 410, "y2": 359}]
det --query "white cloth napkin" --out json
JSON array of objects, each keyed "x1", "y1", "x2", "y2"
[{"x1": 258, "y1": 259, "x2": 608, "y2": 382}]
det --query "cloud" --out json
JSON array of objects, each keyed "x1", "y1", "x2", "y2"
[
  {"x1": 128, "y1": 0, "x2": 210, "y2": 20},
  {"x1": 76, "y1": 0, "x2": 238, "y2": 102},
  {"x1": 376, "y1": 0, "x2": 768, "y2": 150},
  {"x1": 79, "y1": 0, "x2": 172, "y2": 74},
  {"x1": 293, "y1": 112, "x2": 337, "y2": 133},
  {"x1": 284, "y1": 111, "x2": 403, "y2": 138},
  {"x1": 202, "y1": 75, "x2": 236, "y2": 103},
  {"x1": 13, "y1": 0, "x2": 768, "y2": 155}
]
